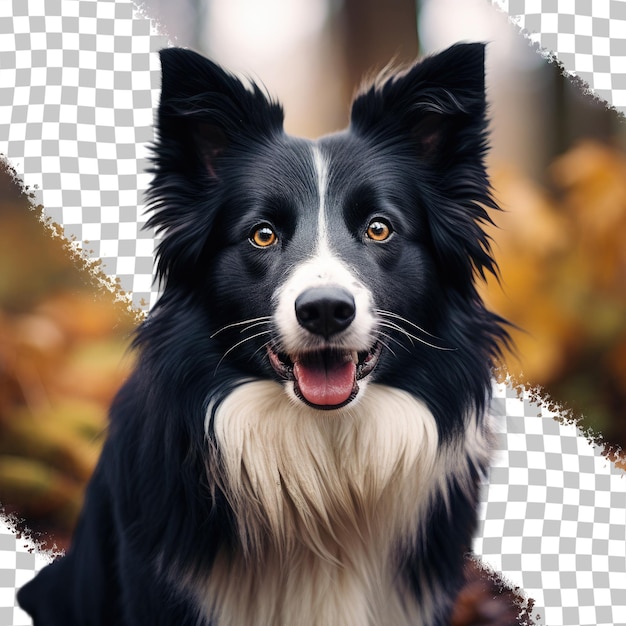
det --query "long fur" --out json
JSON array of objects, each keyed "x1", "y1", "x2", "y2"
[{"x1": 18, "y1": 43, "x2": 509, "y2": 626}]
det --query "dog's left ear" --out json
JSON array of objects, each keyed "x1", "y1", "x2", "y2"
[
  {"x1": 350, "y1": 43, "x2": 487, "y2": 161},
  {"x1": 351, "y1": 44, "x2": 499, "y2": 293}
]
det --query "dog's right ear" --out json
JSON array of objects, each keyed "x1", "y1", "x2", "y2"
[
  {"x1": 147, "y1": 49, "x2": 285, "y2": 286},
  {"x1": 156, "y1": 48, "x2": 284, "y2": 179}
]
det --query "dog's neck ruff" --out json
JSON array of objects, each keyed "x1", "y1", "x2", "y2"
[{"x1": 192, "y1": 381, "x2": 489, "y2": 626}]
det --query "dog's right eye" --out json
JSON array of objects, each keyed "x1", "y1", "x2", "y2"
[{"x1": 250, "y1": 224, "x2": 278, "y2": 248}]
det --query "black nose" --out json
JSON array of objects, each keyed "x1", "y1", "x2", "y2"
[{"x1": 295, "y1": 287, "x2": 356, "y2": 339}]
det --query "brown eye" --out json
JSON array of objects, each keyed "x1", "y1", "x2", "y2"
[
  {"x1": 366, "y1": 219, "x2": 392, "y2": 242},
  {"x1": 250, "y1": 224, "x2": 278, "y2": 248}
]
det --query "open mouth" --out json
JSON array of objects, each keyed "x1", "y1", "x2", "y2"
[{"x1": 267, "y1": 342, "x2": 382, "y2": 410}]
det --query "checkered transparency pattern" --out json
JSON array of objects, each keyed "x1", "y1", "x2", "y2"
[
  {"x1": 1, "y1": 385, "x2": 623, "y2": 626},
  {"x1": 0, "y1": 526, "x2": 55, "y2": 626},
  {"x1": 1, "y1": 1, "x2": 626, "y2": 625},
  {"x1": 0, "y1": 0, "x2": 623, "y2": 314},
  {"x1": 0, "y1": 0, "x2": 168, "y2": 309},
  {"x1": 477, "y1": 384, "x2": 626, "y2": 626},
  {"x1": 490, "y1": 0, "x2": 626, "y2": 114}
]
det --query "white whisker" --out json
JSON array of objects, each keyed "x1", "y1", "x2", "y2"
[
  {"x1": 239, "y1": 320, "x2": 273, "y2": 334},
  {"x1": 377, "y1": 320, "x2": 415, "y2": 346},
  {"x1": 249, "y1": 340, "x2": 273, "y2": 361},
  {"x1": 210, "y1": 316, "x2": 272, "y2": 339},
  {"x1": 374, "y1": 332, "x2": 400, "y2": 359},
  {"x1": 376, "y1": 319, "x2": 456, "y2": 352},
  {"x1": 214, "y1": 330, "x2": 273, "y2": 375},
  {"x1": 375, "y1": 309, "x2": 441, "y2": 340}
]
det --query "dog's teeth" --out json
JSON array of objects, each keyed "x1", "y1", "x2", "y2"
[{"x1": 351, "y1": 351, "x2": 359, "y2": 364}]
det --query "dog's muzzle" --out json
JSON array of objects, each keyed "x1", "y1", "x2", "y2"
[{"x1": 268, "y1": 286, "x2": 381, "y2": 410}]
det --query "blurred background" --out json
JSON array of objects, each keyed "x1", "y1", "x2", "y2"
[{"x1": 1, "y1": 0, "x2": 625, "y2": 567}]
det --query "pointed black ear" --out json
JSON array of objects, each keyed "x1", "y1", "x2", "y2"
[
  {"x1": 156, "y1": 47, "x2": 284, "y2": 178},
  {"x1": 352, "y1": 44, "x2": 498, "y2": 294},
  {"x1": 146, "y1": 49, "x2": 285, "y2": 286},
  {"x1": 350, "y1": 43, "x2": 487, "y2": 161}
]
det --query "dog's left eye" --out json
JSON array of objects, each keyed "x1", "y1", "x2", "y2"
[
  {"x1": 365, "y1": 218, "x2": 392, "y2": 242},
  {"x1": 250, "y1": 224, "x2": 278, "y2": 248}
]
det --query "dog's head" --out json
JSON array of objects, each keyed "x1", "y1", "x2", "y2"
[{"x1": 147, "y1": 44, "x2": 506, "y2": 417}]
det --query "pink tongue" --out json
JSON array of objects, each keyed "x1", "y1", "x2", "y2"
[{"x1": 293, "y1": 358, "x2": 356, "y2": 407}]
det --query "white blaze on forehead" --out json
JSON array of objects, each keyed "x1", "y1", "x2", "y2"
[
  {"x1": 312, "y1": 144, "x2": 329, "y2": 253},
  {"x1": 271, "y1": 145, "x2": 375, "y2": 357}
]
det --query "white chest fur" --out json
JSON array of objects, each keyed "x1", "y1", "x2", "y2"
[{"x1": 191, "y1": 380, "x2": 487, "y2": 626}]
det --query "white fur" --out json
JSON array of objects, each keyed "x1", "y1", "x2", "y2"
[
  {"x1": 270, "y1": 147, "x2": 377, "y2": 404},
  {"x1": 188, "y1": 147, "x2": 492, "y2": 625},
  {"x1": 191, "y1": 380, "x2": 490, "y2": 626},
  {"x1": 312, "y1": 145, "x2": 329, "y2": 252},
  {"x1": 272, "y1": 251, "x2": 376, "y2": 357}
]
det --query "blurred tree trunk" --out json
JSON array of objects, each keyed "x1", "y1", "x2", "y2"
[{"x1": 338, "y1": 0, "x2": 419, "y2": 104}]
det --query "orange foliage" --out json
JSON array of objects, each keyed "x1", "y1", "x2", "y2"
[
  {"x1": 483, "y1": 140, "x2": 626, "y2": 447},
  {"x1": 0, "y1": 162, "x2": 137, "y2": 546}
]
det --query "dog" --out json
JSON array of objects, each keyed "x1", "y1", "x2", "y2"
[{"x1": 18, "y1": 42, "x2": 509, "y2": 625}]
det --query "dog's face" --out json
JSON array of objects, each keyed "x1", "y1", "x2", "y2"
[
  {"x1": 203, "y1": 131, "x2": 440, "y2": 410},
  {"x1": 148, "y1": 44, "x2": 502, "y2": 416}
]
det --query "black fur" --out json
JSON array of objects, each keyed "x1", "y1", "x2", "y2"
[{"x1": 18, "y1": 43, "x2": 509, "y2": 625}]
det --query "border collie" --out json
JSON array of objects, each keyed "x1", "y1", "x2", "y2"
[{"x1": 19, "y1": 42, "x2": 508, "y2": 625}]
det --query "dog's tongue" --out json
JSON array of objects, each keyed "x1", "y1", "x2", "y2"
[{"x1": 293, "y1": 355, "x2": 356, "y2": 407}]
